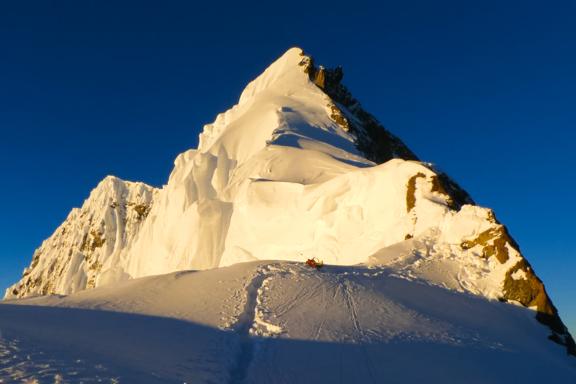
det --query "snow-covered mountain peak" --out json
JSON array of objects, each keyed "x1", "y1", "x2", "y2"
[
  {"x1": 91, "y1": 174, "x2": 150, "y2": 200},
  {"x1": 237, "y1": 47, "x2": 310, "y2": 105},
  {"x1": 6, "y1": 48, "x2": 575, "y2": 357},
  {"x1": 196, "y1": 47, "x2": 365, "y2": 168}
]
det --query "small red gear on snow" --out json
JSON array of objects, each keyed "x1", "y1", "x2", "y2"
[{"x1": 305, "y1": 258, "x2": 324, "y2": 269}]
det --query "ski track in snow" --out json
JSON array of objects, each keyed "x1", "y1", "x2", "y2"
[
  {"x1": 312, "y1": 281, "x2": 338, "y2": 341},
  {"x1": 227, "y1": 268, "x2": 266, "y2": 384},
  {"x1": 339, "y1": 278, "x2": 377, "y2": 384},
  {"x1": 228, "y1": 264, "x2": 283, "y2": 384},
  {"x1": 228, "y1": 264, "x2": 388, "y2": 384}
]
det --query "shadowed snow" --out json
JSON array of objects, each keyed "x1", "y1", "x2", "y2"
[{"x1": 1, "y1": 261, "x2": 574, "y2": 383}]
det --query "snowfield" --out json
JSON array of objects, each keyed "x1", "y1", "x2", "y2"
[{"x1": 2, "y1": 261, "x2": 575, "y2": 383}]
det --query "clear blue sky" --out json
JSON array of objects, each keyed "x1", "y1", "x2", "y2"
[{"x1": 1, "y1": 1, "x2": 574, "y2": 334}]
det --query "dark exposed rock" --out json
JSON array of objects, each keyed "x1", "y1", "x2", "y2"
[
  {"x1": 428, "y1": 172, "x2": 475, "y2": 209},
  {"x1": 134, "y1": 204, "x2": 151, "y2": 220},
  {"x1": 504, "y1": 260, "x2": 552, "y2": 314},
  {"x1": 405, "y1": 170, "x2": 473, "y2": 213},
  {"x1": 90, "y1": 230, "x2": 105, "y2": 251},
  {"x1": 459, "y1": 216, "x2": 575, "y2": 356},
  {"x1": 300, "y1": 51, "x2": 473, "y2": 212},
  {"x1": 80, "y1": 232, "x2": 89, "y2": 252},
  {"x1": 312, "y1": 66, "x2": 326, "y2": 88},
  {"x1": 300, "y1": 52, "x2": 418, "y2": 164},
  {"x1": 460, "y1": 226, "x2": 515, "y2": 264},
  {"x1": 503, "y1": 259, "x2": 576, "y2": 356},
  {"x1": 80, "y1": 230, "x2": 105, "y2": 253},
  {"x1": 87, "y1": 260, "x2": 103, "y2": 289},
  {"x1": 406, "y1": 173, "x2": 426, "y2": 212},
  {"x1": 328, "y1": 103, "x2": 350, "y2": 132}
]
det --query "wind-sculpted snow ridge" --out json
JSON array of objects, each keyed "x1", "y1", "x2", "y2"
[
  {"x1": 5, "y1": 176, "x2": 157, "y2": 299},
  {"x1": 1, "y1": 262, "x2": 575, "y2": 383},
  {"x1": 5, "y1": 47, "x2": 575, "y2": 356}
]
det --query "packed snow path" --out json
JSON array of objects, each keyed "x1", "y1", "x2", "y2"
[{"x1": 1, "y1": 261, "x2": 574, "y2": 383}]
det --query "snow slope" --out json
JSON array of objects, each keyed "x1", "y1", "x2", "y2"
[
  {"x1": 1, "y1": 261, "x2": 575, "y2": 383},
  {"x1": 5, "y1": 47, "x2": 575, "y2": 360}
]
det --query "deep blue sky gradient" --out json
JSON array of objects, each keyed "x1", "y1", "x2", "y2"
[{"x1": 1, "y1": 1, "x2": 575, "y2": 334}]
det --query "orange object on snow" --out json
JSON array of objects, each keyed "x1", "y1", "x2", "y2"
[{"x1": 305, "y1": 258, "x2": 324, "y2": 269}]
